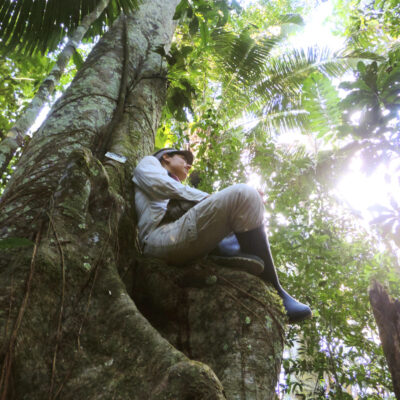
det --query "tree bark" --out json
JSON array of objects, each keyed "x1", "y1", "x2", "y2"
[
  {"x1": 133, "y1": 257, "x2": 285, "y2": 399},
  {"x1": 369, "y1": 281, "x2": 400, "y2": 399},
  {"x1": 0, "y1": 0, "x2": 112, "y2": 177},
  {"x1": 0, "y1": 0, "x2": 286, "y2": 398}
]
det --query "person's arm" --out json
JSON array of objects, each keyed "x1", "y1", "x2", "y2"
[{"x1": 133, "y1": 156, "x2": 209, "y2": 201}]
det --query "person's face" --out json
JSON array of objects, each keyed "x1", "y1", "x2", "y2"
[{"x1": 162, "y1": 154, "x2": 191, "y2": 181}]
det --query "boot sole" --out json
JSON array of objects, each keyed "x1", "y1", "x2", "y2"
[
  {"x1": 287, "y1": 308, "x2": 312, "y2": 324},
  {"x1": 208, "y1": 255, "x2": 264, "y2": 276}
]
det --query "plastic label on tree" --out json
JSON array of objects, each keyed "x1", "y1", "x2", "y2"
[{"x1": 105, "y1": 152, "x2": 127, "y2": 164}]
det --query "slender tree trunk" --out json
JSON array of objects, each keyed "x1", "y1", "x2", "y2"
[
  {"x1": 369, "y1": 281, "x2": 400, "y2": 399},
  {"x1": 0, "y1": 0, "x2": 112, "y2": 177},
  {"x1": 0, "y1": 0, "x2": 286, "y2": 398}
]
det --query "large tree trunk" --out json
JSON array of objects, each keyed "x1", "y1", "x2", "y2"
[
  {"x1": 0, "y1": 1, "x2": 286, "y2": 398},
  {"x1": 369, "y1": 281, "x2": 400, "y2": 399}
]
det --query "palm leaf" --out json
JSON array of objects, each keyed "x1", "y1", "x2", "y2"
[
  {"x1": 301, "y1": 72, "x2": 343, "y2": 138},
  {"x1": 249, "y1": 46, "x2": 383, "y2": 132},
  {"x1": 209, "y1": 28, "x2": 283, "y2": 115},
  {"x1": 242, "y1": 109, "x2": 310, "y2": 138},
  {"x1": 212, "y1": 28, "x2": 281, "y2": 87},
  {"x1": 0, "y1": 0, "x2": 139, "y2": 55},
  {"x1": 256, "y1": 47, "x2": 347, "y2": 102}
]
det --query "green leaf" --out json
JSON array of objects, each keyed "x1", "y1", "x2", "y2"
[
  {"x1": 154, "y1": 44, "x2": 167, "y2": 58},
  {"x1": 189, "y1": 16, "x2": 199, "y2": 35},
  {"x1": 0, "y1": 237, "x2": 34, "y2": 249},
  {"x1": 173, "y1": 0, "x2": 189, "y2": 20},
  {"x1": 357, "y1": 61, "x2": 366, "y2": 73},
  {"x1": 0, "y1": 0, "x2": 140, "y2": 55},
  {"x1": 200, "y1": 21, "x2": 209, "y2": 45},
  {"x1": 72, "y1": 49, "x2": 84, "y2": 70}
]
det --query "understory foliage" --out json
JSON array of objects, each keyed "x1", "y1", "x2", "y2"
[{"x1": 1, "y1": 0, "x2": 400, "y2": 398}]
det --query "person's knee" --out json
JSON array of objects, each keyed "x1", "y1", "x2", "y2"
[
  {"x1": 229, "y1": 183, "x2": 262, "y2": 207},
  {"x1": 224, "y1": 184, "x2": 264, "y2": 231}
]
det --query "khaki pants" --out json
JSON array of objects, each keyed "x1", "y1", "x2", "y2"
[{"x1": 143, "y1": 184, "x2": 264, "y2": 264}]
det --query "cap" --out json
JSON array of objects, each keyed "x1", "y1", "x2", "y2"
[{"x1": 153, "y1": 148, "x2": 194, "y2": 165}]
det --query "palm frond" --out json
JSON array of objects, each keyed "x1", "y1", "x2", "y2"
[
  {"x1": 256, "y1": 47, "x2": 346, "y2": 100},
  {"x1": 301, "y1": 72, "x2": 342, "y2": 138},
  {"x1": 209, "y1": 28, "x2": 282, "y2": 114},
  {"x1": 214, "y1": 31, "x2": 280, "y2": 85},
  {"x1": 276, "y1": 13, "x2": 305, "y2": 26},
  {"x1": 0, "y1": 0, "x2": 139, "y2": 55},
  {"x1": 244, "y1": 109, "x2": 310, "y2": 138}
]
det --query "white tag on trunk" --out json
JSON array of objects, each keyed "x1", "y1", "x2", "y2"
[{"x1": 105, "y1": 152, "x2": 127, "y2": 164}]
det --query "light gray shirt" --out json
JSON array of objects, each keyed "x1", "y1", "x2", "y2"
[{"x1": 133, "y1": 156, "x2": 209, "y2": 246}]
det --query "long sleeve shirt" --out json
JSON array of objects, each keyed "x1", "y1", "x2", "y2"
[{"x1": 133, "y1": 156, "x2": 209, "y2": 246}]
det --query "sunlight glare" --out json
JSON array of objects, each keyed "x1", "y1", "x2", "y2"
[
  {"x1": 246, "y1": 172, "x2": 261, "y2": 189},
  {"x1": 350, "y1": 110, "x2": 362, "y2": 125},
  {"x1": 335, "y1": 155, "x2": 399, "y2": 221},
  {"x1": 288, "y1": 1, "x2": 344, "y2": 51}
]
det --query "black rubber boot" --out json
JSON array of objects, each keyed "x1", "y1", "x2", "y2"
[
  {"x1": 209, "y1": 234, "x2": 264, "y2": 276},
  {"x1": 235, "y1": 227, "x2": 312, "y2": 323}
]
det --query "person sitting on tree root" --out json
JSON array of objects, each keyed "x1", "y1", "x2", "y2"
[{"x1": 133, "y1": 147, "x2": 312, "y2": 323}]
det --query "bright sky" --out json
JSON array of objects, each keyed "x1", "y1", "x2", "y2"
[
  {"x1": 287, "y1": 0, "x2": 345, "y2": 51},
  {"x1": 335, "y1": 155, "x2": 400, "y2": 221}
]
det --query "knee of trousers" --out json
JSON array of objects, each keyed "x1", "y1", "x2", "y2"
[
  {"x1": 229, "y1": 183, "x2": 262, "y2": 207},
  {"x1": 224, "y1": 184, "x2": 264, "y2": 230}
]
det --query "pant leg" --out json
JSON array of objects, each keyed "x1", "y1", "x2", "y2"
[{"x1": 143, "y1": 183, "x2": 264, "y2": 264}]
